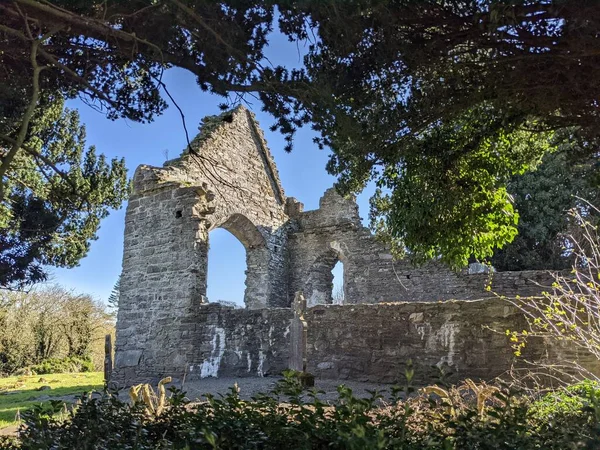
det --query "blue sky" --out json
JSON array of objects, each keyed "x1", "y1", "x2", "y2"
[{"x1": 50, "y1": 33, "x2": 373, "y2": 306}]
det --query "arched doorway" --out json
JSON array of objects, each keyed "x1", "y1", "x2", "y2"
[
  {"x1": 207, "y1": 228, "x2": 246, "y2": 307},
  {"x1": 332, "y1": 260, "x2": 345, "y2": 305}
]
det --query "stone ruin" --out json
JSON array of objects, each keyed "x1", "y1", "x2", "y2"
[{"x1": 114, "y1": 106, "x2": 598, "y2": 385}]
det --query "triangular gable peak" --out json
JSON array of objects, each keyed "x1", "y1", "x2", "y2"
[
  {"x1": 166, "y1": 106, "x2": 286, "y2": 208},
  {"x1": 149, "y1": 106, "x2": 287, "y2": 228}
]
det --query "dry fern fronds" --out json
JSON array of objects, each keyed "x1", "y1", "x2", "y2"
[{"x1": 129, "y1": 377, "x2": 172, "y2": 416}]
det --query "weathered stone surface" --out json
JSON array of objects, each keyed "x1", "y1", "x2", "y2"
[
  {"x1": 304, "y1": 299, "x2": 592, "y2": 384},
  {"x1": 115, "y1": 350, "x2": 143, "y2": 368},
  {"x1": 287, "y1": 188, "x2": 560, "y2": 305},
  {"x1": 289, "y1": 292, "x2": 308, "y2": 372},
  {"x1": 113, "y1": 107, "x2": 588, "y2": 386},
  {"x1": 115, "y1": 299, "x2": 599, "y2": 386}
]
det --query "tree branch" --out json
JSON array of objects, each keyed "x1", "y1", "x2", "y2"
[
  {"x1": 0, "y1": 32, "x2": 45, "y2": 200},
  {"x1": 12, "y1": 0, "x2": 167, "y2": 62},
  {"x1": 36, "y1": 47, "x2": 137, "y2": 117}
]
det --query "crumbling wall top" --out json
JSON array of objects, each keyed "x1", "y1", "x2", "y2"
[
  {"x1": 131, "y1": 106, "x2": 290, "y2": 233},
  {"x1": 295, "y1": 187, "x2": 362, "y2": 230}
]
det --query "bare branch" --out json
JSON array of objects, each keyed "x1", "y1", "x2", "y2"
[
  {"x1": 506, "y1": 205, "x2": 600, "y2": 377},
  {"x1": 0, "y1": 24, "x2": 47, "y2": 199}
]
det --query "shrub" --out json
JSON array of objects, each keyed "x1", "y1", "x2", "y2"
[
  {"x1": 1, "y1": 375, "x2": 599, "y2": 449},
  {"x1": 526, "y1": 380, "x2": 600, "y2": 449},
  {"x1": 509, "y1": 204, "x2": 600, "y2": 380},
  {"x1": 29, "y1": 356, "x2": 94, "y2": 375},
  {"x1": 0, "y1": 286, "x2": 114, "y2": 375}
]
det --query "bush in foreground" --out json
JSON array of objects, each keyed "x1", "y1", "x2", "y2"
[{"x1": 1, "y1": 375, "x2": 599, "y2": 449}]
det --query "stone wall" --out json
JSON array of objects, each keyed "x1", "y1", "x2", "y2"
[
  {"x1": 115, "y1": 299, "x2": 599, "y2": 385},
  {"x1": 115, "y1": 107, "x2": 292, "y2": 381},
  {"x1": 305, "y1": 299, "x2": 597, "y2": 384},
  {"x1": 287, "y1": 188, "x2": 558, "y2": 306},
  {"x1": 115, "y1": 304, "x2": 292, "y2": 383},
  {"x1": 116, "y1": 174, "x2": 212, "y2": 378}
]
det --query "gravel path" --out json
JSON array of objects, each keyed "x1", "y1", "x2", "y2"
[{"x1": 177, "y1": 377, "x2": 398, "y2": 403}]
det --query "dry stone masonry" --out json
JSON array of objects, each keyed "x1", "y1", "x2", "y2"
[{"x1": 114, "y1": 107, "x2": 598, "y2": 385}]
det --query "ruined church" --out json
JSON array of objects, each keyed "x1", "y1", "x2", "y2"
[{"x1": 114, "y1": 107, "x2": 596, "y2": 385}]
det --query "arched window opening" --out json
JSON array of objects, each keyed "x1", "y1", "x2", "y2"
[
  {"x1": 207, "y1": 228, "x2": 246, "y2": 308},
  {"x1": 332, "y1": 260, "x2": 345, "y2": 305},
  {"x1": 304, "y1": 248, "x2": 346, "y2": 307}
]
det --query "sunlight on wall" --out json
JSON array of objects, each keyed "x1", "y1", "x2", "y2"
[{"x1": 207, "y1": 228, "x2": 246, "y2": 307}]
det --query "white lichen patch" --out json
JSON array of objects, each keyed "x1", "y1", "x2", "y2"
[
  {"x1": 431, "y1": 322, "x2": 459, "y2": 369},
  {"x1": 200, "y1": 327, "x2": 226, "y2": 378},
  {"x1": 416, "y1": 324, "x2": 428, "y2": 341},
  {"x1": 257, "y1": 350, "x2": 266, "y2": 377}
]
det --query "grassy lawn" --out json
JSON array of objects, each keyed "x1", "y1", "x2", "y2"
[{"x1": 0, "y1": 372, "x2": 104, "y2": 429}]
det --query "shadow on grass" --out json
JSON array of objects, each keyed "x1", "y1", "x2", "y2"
[{"x1": 0, "y1": 384, "x2": 102, "y2": 428}]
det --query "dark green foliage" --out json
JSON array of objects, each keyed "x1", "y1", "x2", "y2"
[
  {"x1": 492, "y1": 136, "x2": 600, "y2": 271},
  {"x1": 4, "y1": 1, "x2": 600, "y2": 269},
  {"x1": 2, "y1": 376, "x2": 599, "y2": 450},
  {"x1": 29, "y1": 356, "x2": 94, "y2": 375},
  {"x1": 0, "y1": 96, "x2": 129, "y2": 288},
  {"x1": 526, "y1": 381, "x2": 600, "y2": 450},
  {"x1": 368, "y1": 107, "x2": 552, "y2": 267},
  {"x1": 275, "y1": 1, "x2": 600, "y2": 267}
]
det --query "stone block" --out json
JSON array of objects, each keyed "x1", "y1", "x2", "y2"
[{"x1": 115, "y1": 350, "x2": 143, "y2": 368}]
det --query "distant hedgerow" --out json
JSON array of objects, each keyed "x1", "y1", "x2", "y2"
[{"x1": 29, "y1": 356, "x2": 94, "y2": 375}]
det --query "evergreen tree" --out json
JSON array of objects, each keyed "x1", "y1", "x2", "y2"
[
  {"x1": 0, "y1": 95, "x2": 129, "y2": 289},
  {"x1": 492, "y1": 135, "x2": 600, "y2": 271},
  {"x1": 108, "y1": 276, "x2": 120, "y2": 311}
]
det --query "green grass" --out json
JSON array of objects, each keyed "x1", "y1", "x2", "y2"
[{"x1": 0, "y1": 372, "x2": 103, "y2": 429}]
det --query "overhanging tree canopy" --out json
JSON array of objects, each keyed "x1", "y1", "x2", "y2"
[{"x1": 2, "y1": 0, "x2": 599, "y2": 276}]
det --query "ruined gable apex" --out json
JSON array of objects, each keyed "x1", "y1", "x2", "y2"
[{"x1": 169, "y1": 106, "x2": 286, "y2": 205}]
